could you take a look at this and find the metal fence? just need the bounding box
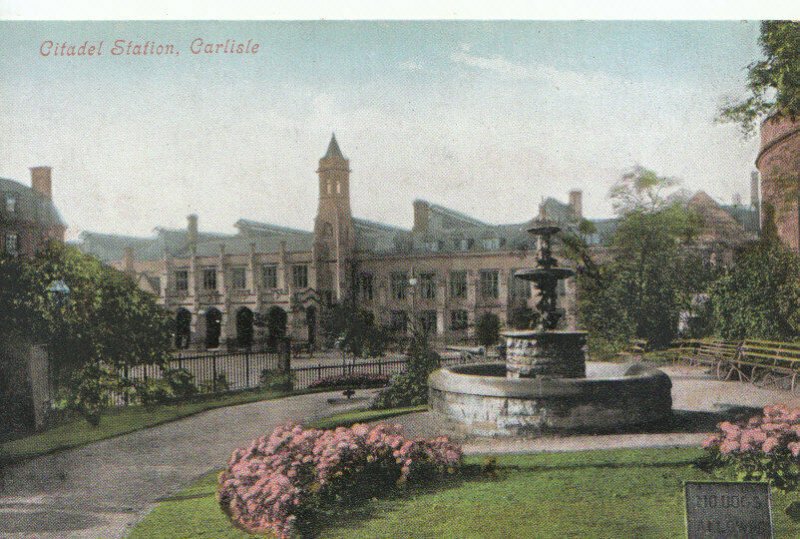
[107,347,488,406]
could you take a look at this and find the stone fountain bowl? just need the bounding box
[428,362,672,437]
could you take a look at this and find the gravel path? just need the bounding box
[0,391,363,539]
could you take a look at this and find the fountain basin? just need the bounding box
[428,362,672,437]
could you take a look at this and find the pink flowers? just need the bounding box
[218,422,462,538]
[702,404,800,491]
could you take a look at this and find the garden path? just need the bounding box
[0,391,362,539]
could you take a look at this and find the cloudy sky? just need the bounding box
[0,21,762,239]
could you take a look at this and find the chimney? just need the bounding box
[30,166,52,200]
[412,200,430,234]
[751,171,760,210]
[187,214,198,248]
[568,190,583,220]
[123,246,135,275]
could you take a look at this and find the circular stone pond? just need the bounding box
[428,362,673,437]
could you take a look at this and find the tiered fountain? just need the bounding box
[428,222,673,436]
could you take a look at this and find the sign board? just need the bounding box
[684,481,773,539]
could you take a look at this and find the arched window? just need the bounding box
[205,307,222,349]
[175,308,192,349]
[236,307,254,348]
[336,180,341,194]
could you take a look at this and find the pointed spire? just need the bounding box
[323,133,345,160]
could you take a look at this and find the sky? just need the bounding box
[0,21,764,239]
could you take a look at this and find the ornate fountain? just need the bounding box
[428,222,673,436]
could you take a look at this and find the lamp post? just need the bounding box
[47,279,70,308]
[408,270,418,336]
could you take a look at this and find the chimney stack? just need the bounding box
[187,214,198,248]
[123,246,135,275]
[751,170,760,210]
[568,190,583,220]
[30,166,52,200]
[412,200,430,234]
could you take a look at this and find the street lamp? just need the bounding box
[408,271,418,335]
[47,279,70,308]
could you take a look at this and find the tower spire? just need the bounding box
[323,132,345,160]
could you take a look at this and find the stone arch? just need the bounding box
[265,306,288,350]
[205,307,222,349]
[175,308,192,349]
[236,307,254,348]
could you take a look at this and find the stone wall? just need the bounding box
[757,115,800,252]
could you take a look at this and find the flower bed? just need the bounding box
[307,373,390,390]
[703,404,800,491]
[217,422,462,538]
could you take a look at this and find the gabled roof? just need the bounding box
[416,200,489,230]
[0,177,67,228]
[323,133,345,160]
[353,217,409,233]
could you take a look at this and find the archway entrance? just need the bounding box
[236,307,254,349]
[205,307,222,349]
[175,308,192,349]
[306,305,317,347]
[265,306,288,350]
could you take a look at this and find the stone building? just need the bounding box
[0,167,66,257]
[757,115,800,251]
[78,135,759,349]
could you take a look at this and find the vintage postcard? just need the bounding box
[3,3,800,538]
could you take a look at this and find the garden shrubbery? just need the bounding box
[702,404,800,491]
[260,369,295,392]
[371,335,440,409]
[308,373,389,390]
[217,422,462,538]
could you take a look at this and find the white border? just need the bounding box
[0,0,799,21]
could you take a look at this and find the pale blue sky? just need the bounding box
[0,21,763,238]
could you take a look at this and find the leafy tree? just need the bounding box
[265,306,288,350]
[475,312,500,347]
[710,229,800,341]
[318,302,386,358]
[609,165,680,215]
[371,332,441,409]
[0,243,173,425]
[719,21,800,137]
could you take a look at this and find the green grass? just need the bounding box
[124,403,800,539]
[0,387,314,465]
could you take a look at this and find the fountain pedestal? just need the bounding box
[505,330,587,379]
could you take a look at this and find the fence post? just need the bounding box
[212,352,218,393]
[178,354,183,371]
[245,350,251,388]
[317,363,322,381]
[123,364,129,406]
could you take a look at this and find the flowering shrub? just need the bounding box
[218,422,462,537]
[308,373,389,390]
[702,404,800,491]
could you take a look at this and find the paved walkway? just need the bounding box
[2,365,800,538]
[0,391,362,539]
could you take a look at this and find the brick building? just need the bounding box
[78,135,759,349]
[0,167,66,257]
[757,115,800,251]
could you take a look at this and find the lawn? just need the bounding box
[0,387,314,465]
[127,406,800,539]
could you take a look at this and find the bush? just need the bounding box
[218,422,462,538]
[163,367,198,400]
[199,372,230,394]
[702,404,800,492]
[308,373,389,390]
[475,313,500,347]
[371,335,440,409]
[260,369,295,392]
[56,362,119,426]
[134,378,174,406]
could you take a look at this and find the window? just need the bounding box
[175,270,189,292]
[510,269,531,299]
[423,241,441,252]
[450,310,468,331]
[419,272,436,299]
[390,310,408,333]
[232,267,247,290]
[5,232,18,256]
[453,238,473,251]
[262,264,278,289]
[419,310,437,334]
[481,238,502,250]
[5,195,16,214]
[558,279,567,297]
[360,272,374,300]
[292,264,308,288]
[449,271,467,299]
[390,272,407,300]
[202,268,217,290]
[480,270,499,299]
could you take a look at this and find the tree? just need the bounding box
[318,302,386,358]
[609,165,680,215]
[371,332,440,409]
[475,312,500,347]
[0,243,172,425]
[265,306,288,350]
[710,230,800,341]
[719,21,800,136]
